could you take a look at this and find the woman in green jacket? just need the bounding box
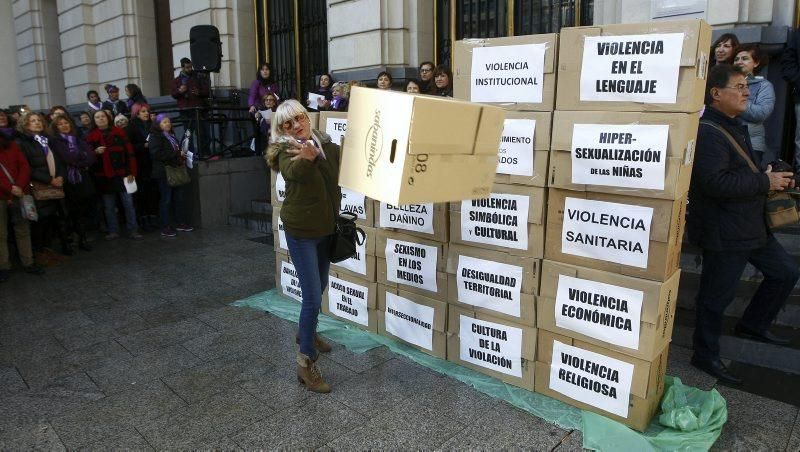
[265,99,341,393]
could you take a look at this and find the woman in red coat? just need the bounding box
[85,110,142,240]
[0,134,43,281]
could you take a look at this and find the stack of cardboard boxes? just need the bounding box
[445,33,559,390]
[535,20,711,431]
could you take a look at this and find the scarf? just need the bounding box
[331,96,343,110]
[61,133,83,184]
[33,134,56,178]
[164,131,180,151]
[0,127,13,138]
[88,101,103,111]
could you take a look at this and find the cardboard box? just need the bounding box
[453,34,558,111]
[549,110,699,200]
[538,260,680,360]
[341,188,375,227]
[271,206,288,255]
[378,285,448,358]
[450,183,546,258]
[331,225,378,282]
[535,329,668,432]
[447,306,537,391]
[307,111,319,130]
[556,20,712,112]
[275,252,302,303]
[376,230,448,301]
[545,188,685,281]
[446,243,540,327]
[494,111,551,188]
[322,270,379,333]
[375,201,449,243]
[339,86,505,205]
[270,170,285,207]
[319,111,348,146]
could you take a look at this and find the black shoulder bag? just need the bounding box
[318,151,365,263]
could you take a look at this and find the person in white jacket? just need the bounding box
[734,43,776,167]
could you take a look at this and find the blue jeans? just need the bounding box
[102,191,138,234]
[157,177,187,228]
[693,236,800,361]
[285,232,332,358]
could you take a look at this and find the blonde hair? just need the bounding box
[332,81,350,99]
[270,99,309,142]
[114,114,128,127]
[16,111,45,135]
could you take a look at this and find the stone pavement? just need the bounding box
[1,225,798,450]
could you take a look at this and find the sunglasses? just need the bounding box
[281,114,307,130]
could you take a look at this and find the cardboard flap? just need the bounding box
[408,96,483,155]
[455,34,558,74]
[474,106,507,155]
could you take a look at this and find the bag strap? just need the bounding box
[699,119,759,174]
[0,161,15,185]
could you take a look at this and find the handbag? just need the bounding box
[701,120,800,230]
[329,211,366,263]
[165,164,191,187]
[0,161,38,221]
[30,180,65,201]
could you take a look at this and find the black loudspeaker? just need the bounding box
[190,25,223,72]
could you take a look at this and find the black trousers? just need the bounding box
[693,236,800,360]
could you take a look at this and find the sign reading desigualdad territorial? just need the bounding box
[456,255,523,317]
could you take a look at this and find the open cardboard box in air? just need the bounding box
[549,110,699,200]
[339,87,505,205]
[454,33,558,111]
[538,260,680,361]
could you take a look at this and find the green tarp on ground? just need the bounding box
[233,289,727,451]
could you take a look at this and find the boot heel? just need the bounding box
[297,375,305,385]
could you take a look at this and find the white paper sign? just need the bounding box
[459,315,523,378]
[561,197,653,268]
[332,228,368,276]
[579,33,685,104]
[460,194,530,250]
[571,124,669,190]
[307,92,326,110]
[555,275,644,350]
[549,340,634,417]
[471,43,546,103]
[326,117,347,146]
[385,238,438,293]
[276,215,287,251]
[328,275,370,326]
[275,172,286,202]
[124,178,138,194]
[379,203,435,235]
[341,187,367,220]
[279,261,302,302]
[497,119,536,177]
[385,292,434,350]
[457,255,523,318]
[258,109,274,124]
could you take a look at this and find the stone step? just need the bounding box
[251,199,272,215]
[672,307,800,375]
[228,212,272,233]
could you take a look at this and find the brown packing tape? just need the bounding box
[445,243,541,295]
[374,201,450,243]
[446,305,537,390]
[453,34,558,111]
[536,329,668,400]
[377,284,449,359]
[555,20,712,112]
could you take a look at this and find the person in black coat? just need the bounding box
[781,27,800,171]
[126,105,158,230]
[48,114,96,252]
[102,84,129,116]
[687,64,800,384]
[15,112,70,258]
[149,114,193,237]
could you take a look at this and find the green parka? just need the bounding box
[265,130,341,238]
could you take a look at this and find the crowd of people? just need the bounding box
[0,58,205,283]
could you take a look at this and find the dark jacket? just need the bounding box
[126,118,153,179]
[418,78,434,94]
[265,130,341,238]
[49,133,96,176]
[0,140,31,201]
[85,127,137,194]
[781,28,800,101]
[102,99,129,116]
[171,72,211,109]
[15,133,66,185]
[247,79,280,108]
[148,131,183,180]
[687,107,771,251]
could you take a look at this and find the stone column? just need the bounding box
[0,1,23,106]
[327,0,434,84]
[13,0,66,110]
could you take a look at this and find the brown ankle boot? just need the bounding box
[295,333,333,353]
[296,353,331,393]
